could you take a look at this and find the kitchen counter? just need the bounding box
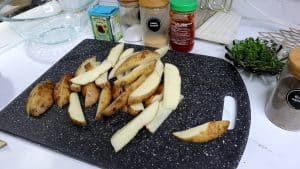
[0,13,300,169]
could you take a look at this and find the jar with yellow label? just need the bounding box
[139,0,169,48]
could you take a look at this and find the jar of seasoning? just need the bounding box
[139,0,169,48]
[265,48,300,131]
[119,0,141,42]
[170,0,197,52]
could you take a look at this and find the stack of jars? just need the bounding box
[118,0,198,52]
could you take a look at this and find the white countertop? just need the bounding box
[1,9,300,169]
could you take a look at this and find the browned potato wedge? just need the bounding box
[173,121,230,143]
[70,83,81,92]
[95,84,112,120]
[102,75,147,116]
[114,61,156,86]
[68,93,87,126]
[112,85,124,99]
[115,50,160,76]
[54,73,73,108]
[26,80,54,116]
[82,83,100,107]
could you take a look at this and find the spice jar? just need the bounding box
[265,48,300,131]
[139,0,169,48]
[170,0,197,52]
[119,0,141,42]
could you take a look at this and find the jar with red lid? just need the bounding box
[170,0,197,52]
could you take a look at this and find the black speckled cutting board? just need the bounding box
[0,39,250,169]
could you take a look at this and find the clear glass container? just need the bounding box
[119,0,141,42]
[140,4,169,48]
[0,0,96,44]
[265,48,300,131]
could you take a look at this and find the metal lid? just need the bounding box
[288,48,300,80]
[139,0,168,8]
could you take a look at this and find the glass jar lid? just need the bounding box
[170,0,197,12]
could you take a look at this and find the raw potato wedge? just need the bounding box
[95,72,109,88]
[68,93,87,126]
[144,94,163,107]
[75,57,97,76]
[114,61,156,86]
[82,83,100,107]
[26,80,54,117]
[115,50,160,76]
[106,43,124,67]
[71,61,112,85]
[123,103,144,116]
[95,84,112,120]
[173,121,230,143]
[111,101,159,152]
[163,63,181,110]
[155,46,169,58]
[146,101,172,133]
[119,48,134,60]
[128,60,164,104]
[109,49,135,79]
[102,75,147,116]
[54,73,73,108]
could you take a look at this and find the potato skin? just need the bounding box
[54,73,73,108]
[82,83,100,107]
[95,84,112,120]
[26,80,54,116]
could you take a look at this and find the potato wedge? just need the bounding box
[68,93,87,126]
[95,84,112,120]
[111,101,159,152]
[101,91,130,117]
[26,80,54,117]
[144,94,163,107]
[71,61,112,85]
[114,61,156,86]
[115,50,160,76]
[112,85,124,99]
[102,75,147,116]
[109,49,135,79]
[173,121,230,143]
[75,57,97,76]
[70,84,81,92]
[128,60,164,104]
[155,46,169,58]
[82,83,100,107]
[123,103,144,116]
[54,73,73,108]
[106,43,124,66]
[163,63,181,110]
[95,72,109,88]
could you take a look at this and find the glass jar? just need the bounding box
[119,0,141,42]
[265,48,300,131]
[170,0,197,52]
[139,0,169,48]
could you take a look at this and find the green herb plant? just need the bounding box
[225,38,285,75]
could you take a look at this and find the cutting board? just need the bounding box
[0,39,250,169]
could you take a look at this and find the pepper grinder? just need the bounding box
[265,48,300,131]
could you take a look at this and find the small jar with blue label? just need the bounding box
[139,0,169,48]
[265,48,300,131]
[88,5,123,42]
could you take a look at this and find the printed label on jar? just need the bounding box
[147,18,161,32]
[286,89,300,110]
[170,21,194,46]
